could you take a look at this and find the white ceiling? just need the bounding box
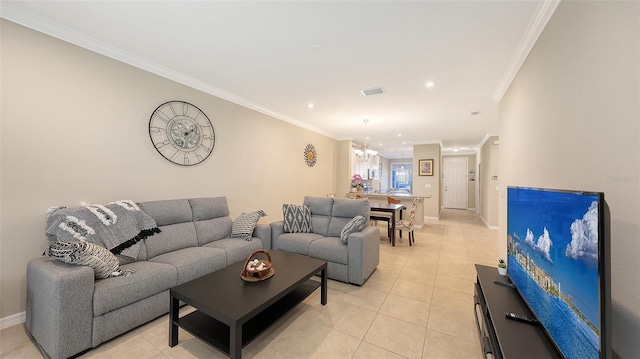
[1,1,558,158]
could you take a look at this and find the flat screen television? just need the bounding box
[507,186,611,359]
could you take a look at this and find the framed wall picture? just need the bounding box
[419,159,434,176]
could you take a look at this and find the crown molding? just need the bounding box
[492,0,561,102]
[0,4,338,140]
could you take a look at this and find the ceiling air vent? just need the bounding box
[361,87,385,96]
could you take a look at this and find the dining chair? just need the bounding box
[369,196,400,238]
[387,196,401,204]
[395,197,418,246]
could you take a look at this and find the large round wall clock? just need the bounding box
[148,101,215,166]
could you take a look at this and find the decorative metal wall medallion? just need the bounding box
[304,143,317,167]
[148,101,215,166]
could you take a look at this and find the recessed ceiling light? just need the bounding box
[311,43,324,53]
[397,134,402,137]
[307,103,314,109]
[453,148,460,152]
[425,81,435,88]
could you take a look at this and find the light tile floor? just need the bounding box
[0,209,497,359]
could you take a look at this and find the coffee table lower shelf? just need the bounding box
[173,279,321,356]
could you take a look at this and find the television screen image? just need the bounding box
[507,187,607,359]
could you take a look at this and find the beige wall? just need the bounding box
[478,136,499,227]
[378,156,391,192]
[0,20,339,319]
[413,144,441,218]
[499,1,639,357]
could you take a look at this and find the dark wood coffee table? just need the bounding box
[169,250,327,358]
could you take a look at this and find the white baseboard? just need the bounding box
[1,311,25,330]
[480,215,499,230]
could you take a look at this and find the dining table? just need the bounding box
[369,202,404,246]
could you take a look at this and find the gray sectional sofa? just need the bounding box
[26,197,270,359]
[270,197,380,285]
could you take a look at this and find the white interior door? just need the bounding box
[443,157,468,209]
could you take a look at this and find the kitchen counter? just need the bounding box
[347,192,431,228]
[359,192,431,200]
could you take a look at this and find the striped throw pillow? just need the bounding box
[231,210,267,240]
[340,215,367,244]
[47,241,125,279]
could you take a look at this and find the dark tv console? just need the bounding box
[474,264,561,358]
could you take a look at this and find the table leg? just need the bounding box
[230,322,242,359]
[169,295,179,347]
[321,266,327,305]
[391,210,396,246]
[399,207,403,239]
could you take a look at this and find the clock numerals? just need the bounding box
[154,140,171,149]
[149,127,166,134]
[153,110,172,124]
[149,101,216,166]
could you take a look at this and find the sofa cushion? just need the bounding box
[140,199,193,226]
[340,215,368,244]
[275,232,324,256]
[328,198,370,237]
[303,197,333,236]
[93,260,177,316]
[282,204,312,233]
[204,237,264,266]
[303,196,334,216]
[144,222,198,259]
[231,210,267,240]
[194,217,233,246]
[309,236,349,265]
[149,246,227,285]
[116,241,148,264]
[189,197,230,221]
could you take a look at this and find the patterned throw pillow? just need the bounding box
[230,210,267,240]
[340,215,368,244]
[283,204,312,233]
[47,241,130,279]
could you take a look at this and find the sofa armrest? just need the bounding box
[269,221,285,250]
[26,257,94,359]
[253,223,272,250]
[346,226,380,285]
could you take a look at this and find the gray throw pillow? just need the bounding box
[341,215,368,244]
[283,204,312,233]
[47,241,127,279]
[231,210,267,240]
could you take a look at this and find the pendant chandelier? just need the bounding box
[353,119,378,162]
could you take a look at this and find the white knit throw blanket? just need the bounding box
[46,200,160,259]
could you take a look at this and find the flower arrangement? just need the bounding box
[351,174,363,188]
[497,258,507,268]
